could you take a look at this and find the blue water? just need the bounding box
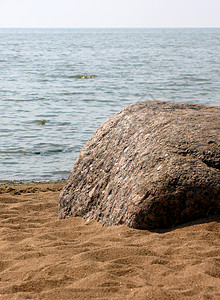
[0,28,220,181]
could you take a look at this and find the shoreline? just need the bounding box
[0,179,67,185]
[0,178,67,185]
[0,180,65,195]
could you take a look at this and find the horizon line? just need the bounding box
[0,26,219,29]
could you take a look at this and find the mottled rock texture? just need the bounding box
[59,101,220,229]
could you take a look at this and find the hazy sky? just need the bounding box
[0,0,219,28]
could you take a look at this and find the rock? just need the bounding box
[58,100,220,229]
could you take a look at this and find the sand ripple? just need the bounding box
[0,183,219,299]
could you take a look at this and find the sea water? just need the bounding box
[0,28,220,181]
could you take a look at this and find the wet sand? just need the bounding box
[0,182,219,299]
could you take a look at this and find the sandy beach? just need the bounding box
[0,182,219,299]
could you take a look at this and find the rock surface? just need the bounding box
[59,100,220,229]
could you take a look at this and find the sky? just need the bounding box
[0,0,219,28]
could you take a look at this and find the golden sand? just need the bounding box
[0,182,219,299]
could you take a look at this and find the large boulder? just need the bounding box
[58,101,220,229]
